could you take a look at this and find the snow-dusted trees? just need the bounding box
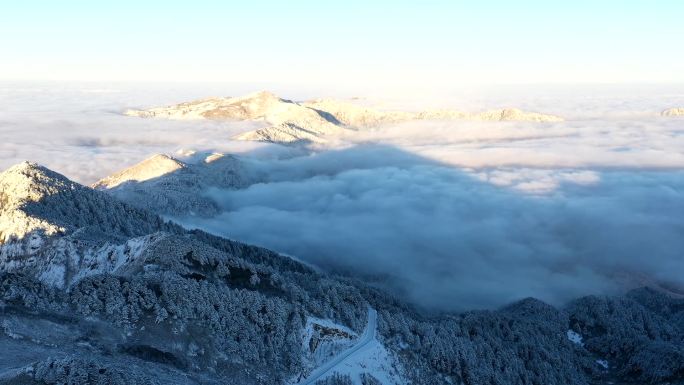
[314,373,353,385]
[0,229,377,383]
[29,356,159,385]
[374,291,684,385]
[2,164,683,385]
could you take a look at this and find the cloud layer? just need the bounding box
[2,82,684,310]
[182,146,684,310]
[0,82,303,184]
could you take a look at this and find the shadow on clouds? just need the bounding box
[172,144,684,311]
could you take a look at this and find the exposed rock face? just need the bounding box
[125,92,564,145]
[662,107,684,117]
[0,161,382,384]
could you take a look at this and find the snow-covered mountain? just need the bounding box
[124,92,564,145]
[92,153,247,217]
[126,91,348,144]
[93,153,187,189]
[303,99,564,128]
[1,161,400,384]
[0,161,174,288]
[2,162,684,385]
[662,107,684,116]
[0,161,167,245]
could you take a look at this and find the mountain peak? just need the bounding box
[93,153,186,190]
[240,90,281,101]
[3,161,60,180]
[0,161,77,205]
[0,162,169,245]
[6,160,40,173]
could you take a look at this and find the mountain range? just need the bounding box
[124,91,565,144]
[2,160,684,384]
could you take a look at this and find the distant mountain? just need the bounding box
[303,99,564,128]
[2,162,683,385]
[125,92,564,145]
[92,153,247,217]
[662,107,684,116]
[301,99,416,128]
[126,91,348,144]
[93,153,187,190]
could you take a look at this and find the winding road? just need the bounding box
[297,307,378,385]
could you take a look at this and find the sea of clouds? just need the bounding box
[1,81,683,310]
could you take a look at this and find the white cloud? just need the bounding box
[182,149,684,310]
[2,82,684,310]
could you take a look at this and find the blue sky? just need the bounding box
[1,0,683,84]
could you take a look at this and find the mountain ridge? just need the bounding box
[124,91,565,145]
[92,154,187,190]
[0,161,169,244]
[91,152,247,217]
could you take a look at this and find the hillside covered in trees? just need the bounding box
[1,162,683,385]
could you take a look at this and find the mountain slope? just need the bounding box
[92,153,247,217]
[2,162,683,385]
[301,99,417,128]
[93,153,187,190]
[1,162,376,383]
[0,161,167,244]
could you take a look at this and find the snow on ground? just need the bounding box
[567,330,584,346]
[1,232,161,288]
[320,338,406,385]
[294,308,405,385]
[300,316,357,368]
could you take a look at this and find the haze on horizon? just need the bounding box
[1,0,683,87]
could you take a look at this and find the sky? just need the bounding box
[1,0,683,85]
